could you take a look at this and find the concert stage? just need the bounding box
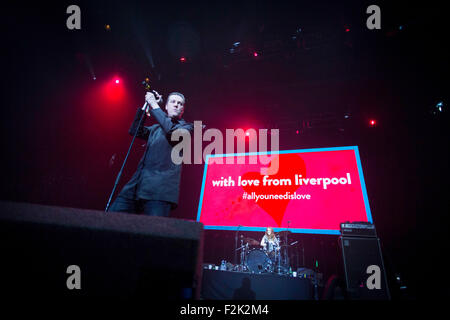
[200,269,313,300]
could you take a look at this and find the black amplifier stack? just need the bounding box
[339,221,390,300]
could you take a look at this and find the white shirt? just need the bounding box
[260,234,280,252]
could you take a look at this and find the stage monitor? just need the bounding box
[196,146,372,235]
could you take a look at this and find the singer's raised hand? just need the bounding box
[145,92,158,106]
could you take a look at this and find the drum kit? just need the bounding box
[233,231,301,275]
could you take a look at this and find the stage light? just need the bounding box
[345,28,350,32]
[253,52,258,57]
[230,42,241,54]
[369,119,376,126]
[245,131,250,136]
[105,24,111,31]
[180,56,186,62]
[93,76,96,80]
[292,27,302,40]
[296,130,299,134]
[115,79,120,84]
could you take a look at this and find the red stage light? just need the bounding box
[345,28,350,32]
[180,57,186,62]
[115,79,120,84]
[253,52,258,57]
[369,119,376,126]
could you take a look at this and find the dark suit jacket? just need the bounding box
[117,107,194,209]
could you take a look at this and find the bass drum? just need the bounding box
[246,249,272,273]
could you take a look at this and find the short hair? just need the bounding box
[167,92,185,104]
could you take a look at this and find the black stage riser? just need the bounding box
[0,201,204,300]
[201,269,313,300]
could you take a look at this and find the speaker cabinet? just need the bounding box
[0,201,204,301]
[340,236,390,300]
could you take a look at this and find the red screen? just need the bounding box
[197,147,372,234]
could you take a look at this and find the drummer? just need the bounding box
[260,227,280,261]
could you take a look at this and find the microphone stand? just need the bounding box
[105,102,148,212]
[302,242,305,267]
[234,225,241,267]
[285,221,290,269]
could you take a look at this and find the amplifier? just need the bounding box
[340,221,377,237]
[340,236,390,300]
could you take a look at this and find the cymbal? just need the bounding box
[242,237,259,246]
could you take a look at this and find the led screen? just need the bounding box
[197,146,372,234]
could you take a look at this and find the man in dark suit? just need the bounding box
[109,91,193,217]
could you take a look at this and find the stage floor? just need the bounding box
[200,269,313,300]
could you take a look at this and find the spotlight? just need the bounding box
[105,24,111,31]
[253,52,258,57]
[115,79,120,84]
[93,76,96,80]
[369,119,376,126]
[230,42,241,54]
[180,57,186,62]
[431,101,444,115]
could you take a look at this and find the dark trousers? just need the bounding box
[109,195,171,217]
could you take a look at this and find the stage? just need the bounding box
[200,269,313,300]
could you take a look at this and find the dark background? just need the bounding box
[1,0,448,299]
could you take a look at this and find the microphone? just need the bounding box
[141,77,163,116]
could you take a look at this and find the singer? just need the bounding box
[109,91,193,216]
